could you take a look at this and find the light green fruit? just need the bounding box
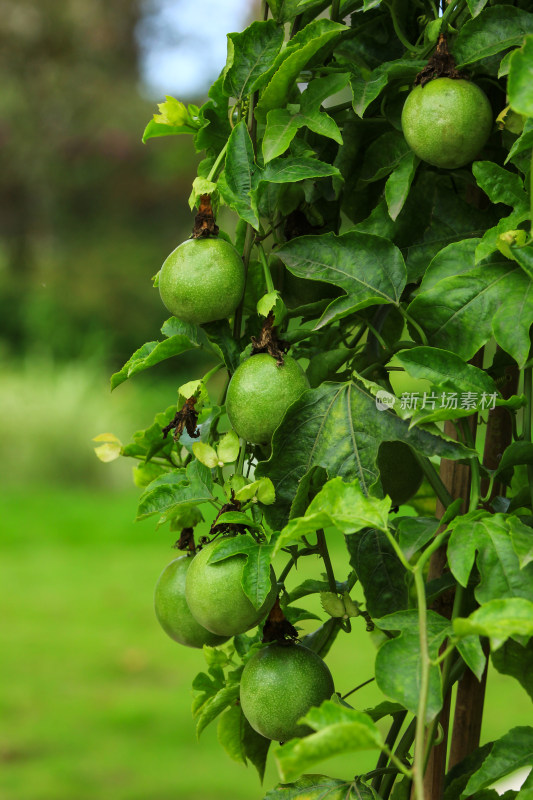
[158,237,244,324]
[240,643,335,741]
[377,441,423,507]
[185,543,277,637]
[226,354,310,444]
[154,556,229,648]
[401,78,492,169]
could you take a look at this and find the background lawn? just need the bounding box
[1,486,531,800]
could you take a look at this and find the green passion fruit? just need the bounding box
[240,643,335,741]
[377,441,423,507]
[158,237,245,324]
[185,543,277,637]
[401,78,492,169]
[226,353,310,445]
[154,556,229,648]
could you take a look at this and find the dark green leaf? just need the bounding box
[472,161,528,212]
[347,528,408,618]
[196,683,240,737]
[217,705,247,765]
[260,156,341,184]
[301,618,342,658]
[385,153,419,221]
[276,232,407,329]
[453,7,533,68]
[223,21,285,102]
[263,108,342,163]
[374,611,450,721]
[462,726,533,796]
[444,743,494,800]
[509,34,533,116]
[219,120,259,229]
[256,381,474,529]
[506,119,533,165]
[467,0,489,18]
[361,131,411,183]
[492,638,533,701]
[263,774,371,800]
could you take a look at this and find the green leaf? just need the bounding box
[361,131,412,184]
[456,636,487,681]
[273,701,383,783]
[385,152,419,221]
[153,96,199,128]
[492,638,533,701]
[350,60,424,118]
[142,119,196,143]
[234,477,276,505]
[447,512,533,603]
[111,318,223,390]
[396,347,501,399]
[260,156,341,184]
[188,177,218,211]
[208,534,275,609]
[346,528,408,618]
[495,442,533,482]
[275,477,390,554]
[397,517,439,562]
[509,34,533,116]
[454,598,533,648]
[472,161,529,212]
[276,232,407,329]
[264,774,373,800]
[196,683,240,737]
[256,380,474,529]
[255,19,346,121]
[223,21,285,102]
[300,618,341,658]
[217,430,240,464]
[219,120,260,229]
[217,704,247,765]
[262,107,342,163]
[508,516,533,569]
[408,251,533,369]
[462,727,533,797]
[214,511,262,529]
[374,611,450,722]
[467,0,489,18]
[192,442,219,469]
[506,119,533,164]
[137,460,214,521]
[453,7,533,68]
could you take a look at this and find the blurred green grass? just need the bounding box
[2,485,532,800]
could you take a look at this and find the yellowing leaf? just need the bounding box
[193,442,219,469]
[217,430,240,464]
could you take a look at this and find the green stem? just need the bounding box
[524,366,533,511]
[341,676,375,700]
[417,528,451,573]
[383,527,412,571]
[316,528,337,592]
[383,745,414,778]
[412,451,454,509]
[261,0,269,20]
[372,711,408,793]
[530,149,533,237]
[384,0,419,53]
[206,141,228,183]
[202,362,224,384]
[235,438,247,477]
[331,0,341,20]
[380,718,416,800]
[256,241,276,294]
[460,419,481,513]
[233,224,254,339]
[399,306,429,346]
[413,565,430,800]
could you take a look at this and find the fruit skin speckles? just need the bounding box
[401,78,492,169]
[240,642,335,741]
[154,556,229,648]
[226,353,310,445]
[185,543,277,637]
[158,237,245,324]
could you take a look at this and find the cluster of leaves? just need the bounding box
[98,2,533,799]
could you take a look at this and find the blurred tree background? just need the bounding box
[0,0,205,365]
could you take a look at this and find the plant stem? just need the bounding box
[261,0,269,20]
[316,528,337,592]
[206,141,228,183]
[380,718,416,800]
[413,565,430,800]
[398,306,429,346]
[331,0,341,20]
[412,451,454,508]
[372,711,408,793]
[202,362,224,384]
[256,241,276,294]
[235,438,247,477]
[233,224,254,339]
[341,676,375,699]
[460,418,481,513]
[384,0,419,52]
